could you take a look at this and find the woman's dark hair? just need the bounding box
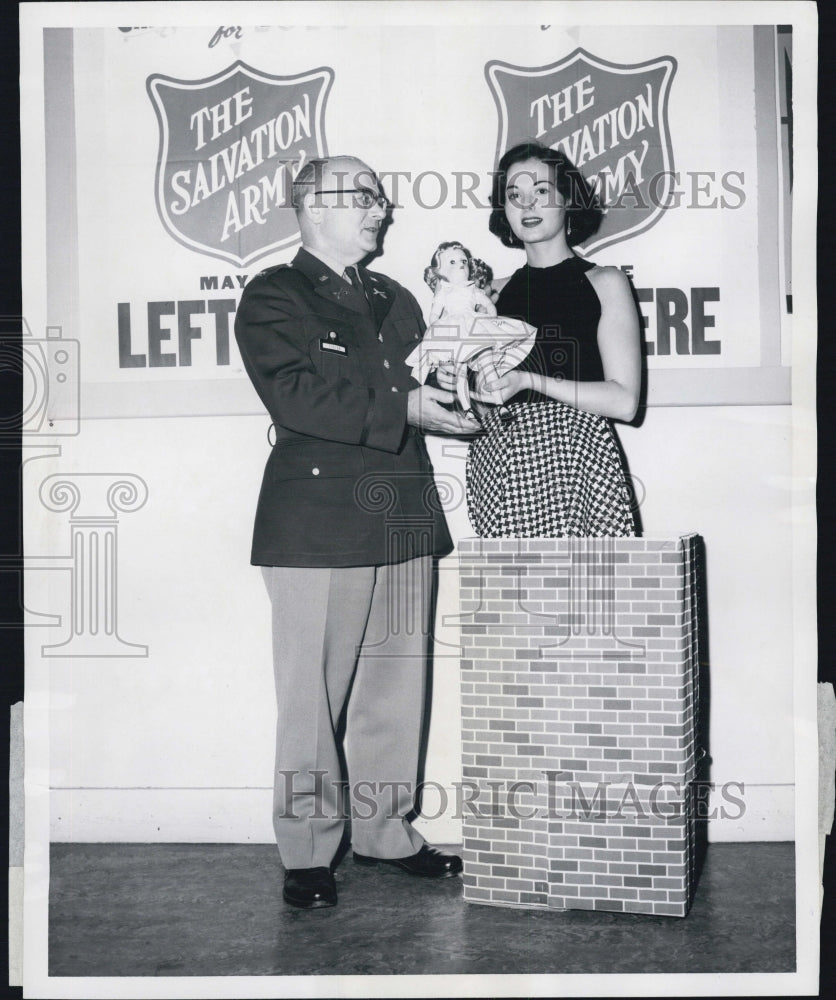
[488,142,603,249]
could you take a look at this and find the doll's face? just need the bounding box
[436,247,470,285]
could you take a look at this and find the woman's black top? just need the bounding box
[497,254,604,395]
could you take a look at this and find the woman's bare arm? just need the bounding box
[481,266,641,422]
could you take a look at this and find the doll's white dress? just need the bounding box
[405,282,536,386]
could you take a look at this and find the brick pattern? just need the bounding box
[458,535,701,917]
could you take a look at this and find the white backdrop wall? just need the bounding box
[22,15,801,843]
[30,402,795,844]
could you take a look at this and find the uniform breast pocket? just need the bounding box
[306,321,363,382]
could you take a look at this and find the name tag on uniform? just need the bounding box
[320,339,348,355]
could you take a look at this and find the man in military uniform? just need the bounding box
[235,155,478,908]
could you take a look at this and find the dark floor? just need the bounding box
[49,842,795,977]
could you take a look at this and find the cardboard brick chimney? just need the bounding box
[457,535,701,917]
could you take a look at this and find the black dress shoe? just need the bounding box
[283,867,337,908]
[353,844,463,878]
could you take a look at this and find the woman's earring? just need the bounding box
[566,216,573,237]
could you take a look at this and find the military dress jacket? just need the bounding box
[234,248,453,568]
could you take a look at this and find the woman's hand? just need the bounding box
[474,369,530,404]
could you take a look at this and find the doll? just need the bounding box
[404,241,536,421]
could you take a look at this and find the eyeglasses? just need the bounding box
[312,187,391,210]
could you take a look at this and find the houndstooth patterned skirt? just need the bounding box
[466,399,636,537]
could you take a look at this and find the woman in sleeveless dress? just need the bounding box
[465,142,641,537]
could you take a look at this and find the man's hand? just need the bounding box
[407,384,483,435]
[432,362,458,391]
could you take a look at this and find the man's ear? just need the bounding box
[299,191,322,227]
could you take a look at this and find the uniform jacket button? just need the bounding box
[391,386,399,392]
[311,467,320,476]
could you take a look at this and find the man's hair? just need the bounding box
[291,157,379,211]
[291,159,328,210]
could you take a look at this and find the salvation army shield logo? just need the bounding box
[147,62,333,267]
[486,50,676,253]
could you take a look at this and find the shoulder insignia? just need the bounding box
[256,263,291,279]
